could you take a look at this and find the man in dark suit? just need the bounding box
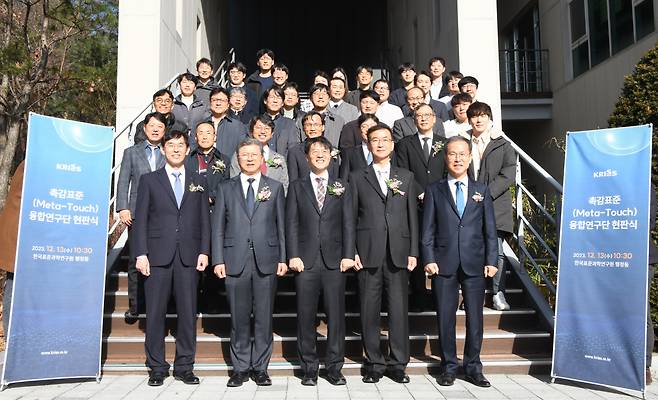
[286,136,355,386]
[338,90,380,151]
[205,87,249,157]
[393,87,445,142]
[421,135,498,388]
[338,113,379,180]
[212,137,288,387]
[117,112,168,318]
[185,121,231,204]
[287,111,339,182]
[133,130,211,386]
[396,103,447,311]
[263,86,302,156]
[349,123,418,384]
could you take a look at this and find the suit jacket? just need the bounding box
[0,161,23,272]
[270,113,302,156]
[331,101,360,123]
[421,178,498,277]
[297,110,345,148]
[466,129,515,234]
[212,175,286,275]
[349,166,418,269]
[286,141,339,182]
[392,116,445,143]
[133,114,188,145]
[339,143,369,180]
[338,120,361,151]
[185,147,231,201]
[133,168,211,267]
[395,134,447,195]
[389,87,407,108]
[202,114,248,157]
[230,149,289,193]
[117,142,166,215]
[286,176,355,268]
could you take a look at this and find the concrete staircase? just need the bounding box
[101,254,552,375]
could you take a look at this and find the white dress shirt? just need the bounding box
[430,79,443,100]
[443,119,470,138]
[417,131,434,157]
[375,101,404,128]
[310,170,329,198]
[372,162,391,195]
[240,172,262,199]
[165,164,186,191]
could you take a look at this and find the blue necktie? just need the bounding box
[147,145,159,171]
[246,178,255,216]
[173,172,183,207]
[455,181,465,217]
[366,150,373,165]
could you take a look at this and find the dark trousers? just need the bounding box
[295,254,346,375]
[432,267,485,376]
[127,226,145,313]
[491,233,507,293]
[358,255,409,374]
[225,250,277,373]
[144,248,198,374]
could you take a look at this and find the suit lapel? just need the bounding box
[462,179,478,216]
[179,171,192,208]
[302,177,321,214]
[233,177,250,217]
[409,135,429,167]
[251,176,268,217]
[440,180,460,217]
[155,168,178,208]
[364,167,386,200]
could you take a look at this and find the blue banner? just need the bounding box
[552,125,652,393]
[2,113,113,385]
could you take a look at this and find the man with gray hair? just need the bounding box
[212,137,287,387]
[228,86,255,124]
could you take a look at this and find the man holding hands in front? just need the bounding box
[421,135,498,388]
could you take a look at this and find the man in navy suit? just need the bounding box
[286,136,355,386]
[349,123,418,384]
[212,137,288,387]
[421,135,498,388]
[133,130,211,386]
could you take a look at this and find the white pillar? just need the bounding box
[456,1,502,129]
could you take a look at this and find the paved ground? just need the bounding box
[0,373,656,399]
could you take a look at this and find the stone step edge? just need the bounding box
[105,288,524,297]
[104,331,551,343]
[101,358,553,371]
[103,308,536,319]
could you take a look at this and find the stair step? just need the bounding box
[101,354,552,375]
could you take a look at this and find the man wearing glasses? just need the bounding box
[393,87,445,142]
[134,89,188,144]
[205,87,248,156]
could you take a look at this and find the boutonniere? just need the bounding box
[211,159,226,174]
[257,186,272,202]
[327,181,345,196]
[330,148,340,160]
[188,183,204,192]
[431,141,444,157]
[265,156,284,169]
[385,176,406,196]
[472,192,484,202]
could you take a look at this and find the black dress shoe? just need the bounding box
[124,309,139,320]
[362,372,382,383]
[436,372,456,386]
[301,373,317,386]
[148,372,167,386]
[173,370,200,384]
[387,370,410,383]
[325,371,346,386]
[252,371,272,386]
[464,373,491,387]
[227,371,249,387]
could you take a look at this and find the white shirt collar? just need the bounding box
[310,170,329,182]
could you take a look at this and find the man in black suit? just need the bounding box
[421,135,498,388]
[349,123,418,384]
[185,121,231,204]
[287,111,339,182]
[286,136,355,386]
[393,87,445,142]
[338,90,380,151]
[133,130,211,386]
[338,113,379,180]
[396,103,447,311]
[212,138,288,387]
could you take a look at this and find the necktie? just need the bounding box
[422,137,430,161]
[260,162,267,175]
[246,178,255,216]
[333,104,339,108]
[455,181,465,217]
[316,177,326,210]
[366,150,373,165]
[148,145,158,171]
[172,172,183,207]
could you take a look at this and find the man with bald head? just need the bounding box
[393,87,445,142]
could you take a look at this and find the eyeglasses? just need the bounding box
[238,152,261,159]
[369,138,392,145]
[461,83,477,89]
[447,152,470,160]
[415,113,435,120]
[303,123,322,128]
[164,142,186,150]
[154,98,172,105]
[309,149,330,156]
[407,96,424,101]
[211,98,228,104]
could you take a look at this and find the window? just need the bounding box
[568,0,655,78]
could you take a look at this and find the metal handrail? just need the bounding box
[107,48,236,237]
